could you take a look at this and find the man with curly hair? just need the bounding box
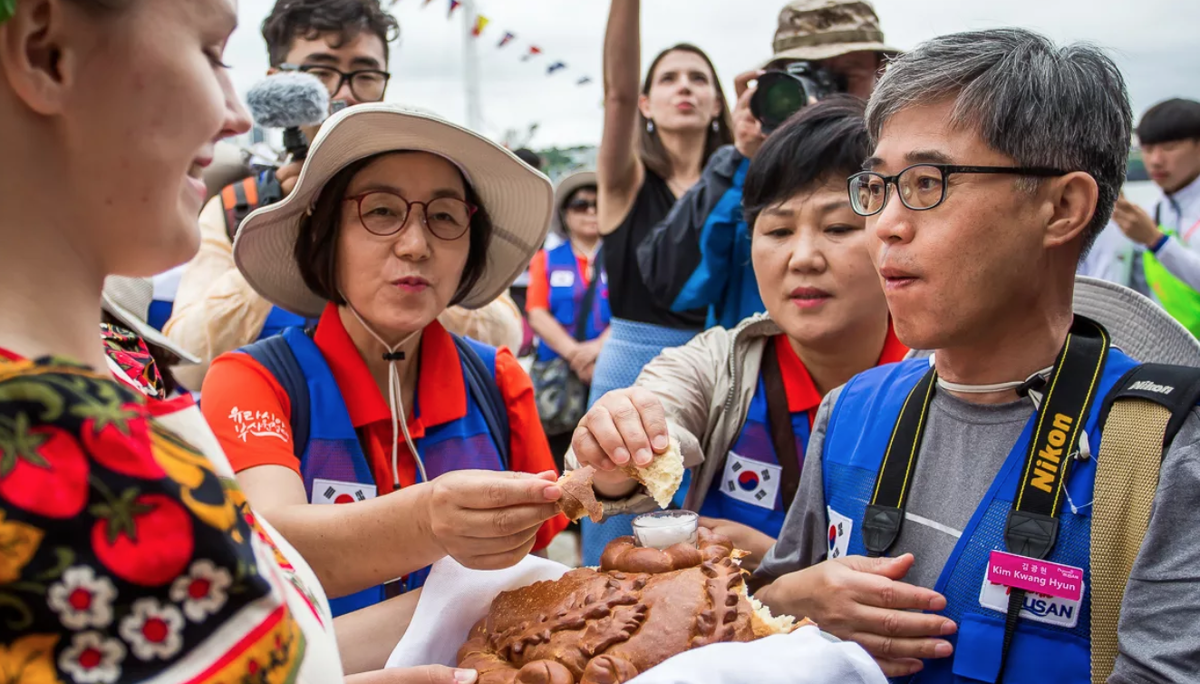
[163,0,401,390]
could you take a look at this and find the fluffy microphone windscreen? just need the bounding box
[246,72,331,130]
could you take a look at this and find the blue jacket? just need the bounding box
[637,145,765,329]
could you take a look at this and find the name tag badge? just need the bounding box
[827,507,853,560]
[549,270,575,288]
[312,478,377,505]
[720,452,782,510]
[978,551,1084,628]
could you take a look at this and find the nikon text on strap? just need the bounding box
[860,316,1110,680]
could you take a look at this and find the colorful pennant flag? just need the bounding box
[471,15,490,37]
[399,4,602,88]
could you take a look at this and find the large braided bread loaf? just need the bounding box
[456,529,797,684]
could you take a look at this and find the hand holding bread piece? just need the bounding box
[572,388,684,505]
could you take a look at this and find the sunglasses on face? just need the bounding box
[566,198,598,213]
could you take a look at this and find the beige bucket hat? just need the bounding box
[550,171,598,236]
[766,0,900,67]
[101,276,200,364]
[233,104,554,317]
[1073,276,1200,367]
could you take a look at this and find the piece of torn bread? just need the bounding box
[619,436,685,508]
[555,466,604,523]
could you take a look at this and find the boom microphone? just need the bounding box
[246,72,331,161]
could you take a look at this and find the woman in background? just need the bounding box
[526,172,611,468]
[585,0,734,564]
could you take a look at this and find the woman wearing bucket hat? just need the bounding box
[526,171,611,466]
[199,103,569,620]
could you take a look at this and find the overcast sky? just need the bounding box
[226,0,1199,148]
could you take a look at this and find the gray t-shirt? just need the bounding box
[758,386,1200,684]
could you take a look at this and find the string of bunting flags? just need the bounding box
[399,0,596,86]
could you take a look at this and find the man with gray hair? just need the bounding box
[753,28,1200,683]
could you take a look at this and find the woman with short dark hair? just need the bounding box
[200,105,568,624]
[571,97,907,571]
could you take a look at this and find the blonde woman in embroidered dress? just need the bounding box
[0,0,477,681]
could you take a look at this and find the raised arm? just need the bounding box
[597,0,647,235]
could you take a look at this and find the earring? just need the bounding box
[646,120,655,133]
[711,120,719,133]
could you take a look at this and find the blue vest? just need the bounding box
[822,351,1139,684]
[536,243,611,363]
[699,374,809,538]
[268,327,507,616]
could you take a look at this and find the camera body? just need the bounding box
[750,61,846,134]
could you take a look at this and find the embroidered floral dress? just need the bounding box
[0,351,343,683]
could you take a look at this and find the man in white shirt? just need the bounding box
[1082,98,1200,337]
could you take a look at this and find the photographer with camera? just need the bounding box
[637,0,896,329]
[162,0,400,390]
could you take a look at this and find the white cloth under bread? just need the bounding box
[386,556,885,683]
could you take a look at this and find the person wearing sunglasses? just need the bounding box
[199,105,569,633]
[525,172,612,468]
[162,0,400,391]
[752,29,1200,684]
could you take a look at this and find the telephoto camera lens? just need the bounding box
[749,62,846,135]
[750,72,809,135]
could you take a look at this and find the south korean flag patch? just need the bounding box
[827,507,853,560]
[312,478,377,505]
[720,452,782,510]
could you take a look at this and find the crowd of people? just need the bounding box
[0,0,1197,682]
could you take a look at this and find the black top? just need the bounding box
[604,167,706,329]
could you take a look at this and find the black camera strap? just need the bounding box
[860,317,1110,679]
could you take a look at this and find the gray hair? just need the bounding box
[866,28,1133,250]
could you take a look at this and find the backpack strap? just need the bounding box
[452,335,511,469]
[220,176,261,243]
[1091,363,1200,683]
[760,336,802,512]
[242,334,310,459]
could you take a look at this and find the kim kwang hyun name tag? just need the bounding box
[978,550,1085,628]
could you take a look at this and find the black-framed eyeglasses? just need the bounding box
[847,164,1071,217]
[565,198,597,213]
[281,63,391,103]
[344,191,478,241]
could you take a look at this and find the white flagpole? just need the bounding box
[461,0,483,132]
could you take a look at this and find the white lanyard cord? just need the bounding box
[343,302,428,486]
[933,361,1091,461]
